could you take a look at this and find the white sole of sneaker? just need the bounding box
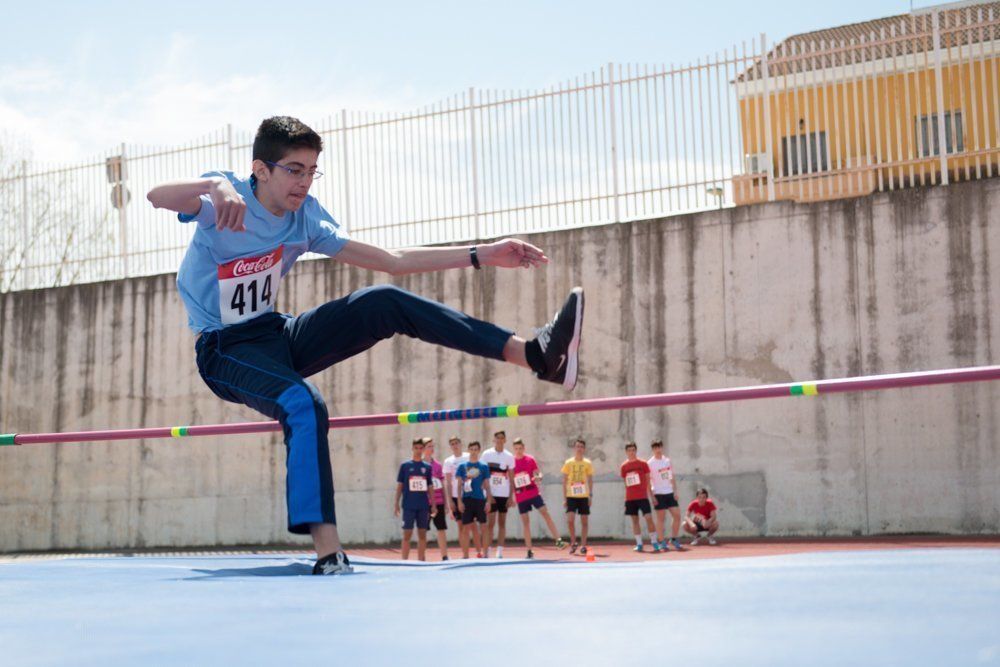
[562,287,584,390]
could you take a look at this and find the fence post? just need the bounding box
[931,10,949,185]
[607,62,621,222]
[119,143,129,278]
[340,109,351,234]
[760,33,776,201]
[226,123,234,172]
[468,87,481,239]
[20,160,29,291]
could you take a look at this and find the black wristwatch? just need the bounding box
[470,246,481,270]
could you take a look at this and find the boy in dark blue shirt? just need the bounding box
[456,441,492,559]
[394,438,436,561]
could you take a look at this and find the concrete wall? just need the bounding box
[1,180,997,551]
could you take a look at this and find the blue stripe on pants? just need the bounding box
[195,316,336,535]
[276,384,326,529]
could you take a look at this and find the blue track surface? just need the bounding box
[1,549,997,666]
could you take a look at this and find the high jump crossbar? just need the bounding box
[2,365,998,446]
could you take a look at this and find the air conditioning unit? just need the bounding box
[744,153,769,174]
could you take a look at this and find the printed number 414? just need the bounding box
[231,275,272,317]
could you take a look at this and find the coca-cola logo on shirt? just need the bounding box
[218,246,284,280]
[232,252,278,277]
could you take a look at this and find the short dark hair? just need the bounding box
[468,441,481,450]
[651,440,663,449]
[624,441,637,451]
[493,430,506,438]
[574,438,586,447]
[252,116,323,165]
[697,487,709,496]
[411,438,422,445]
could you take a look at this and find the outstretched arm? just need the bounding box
[333,238,548,276]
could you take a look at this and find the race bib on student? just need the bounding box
[570,482,587,497]
[491,473,506,486]
[659,468,673,482]
[463,479,473,493]
[625,472,641,487]
[408,476,428,492]
[514,472,532,489]
[217,247,283,325]
[431,477,443,490]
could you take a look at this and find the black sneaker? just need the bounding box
[526,549,535,559]
[533,287,584,390]
[312,551,354,575]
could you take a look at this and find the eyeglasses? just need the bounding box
[265,161,324,180]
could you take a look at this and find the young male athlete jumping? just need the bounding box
[146,117,585,575]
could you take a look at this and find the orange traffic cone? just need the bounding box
[586,551,596,563]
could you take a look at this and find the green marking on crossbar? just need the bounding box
[0,433,18,446]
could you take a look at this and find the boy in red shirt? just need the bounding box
[684,488,719,545]
[620,442,662,552]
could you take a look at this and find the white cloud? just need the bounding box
[0,64,63,94]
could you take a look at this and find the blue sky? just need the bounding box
[1,0,937,162]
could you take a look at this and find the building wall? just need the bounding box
[0,179,997,551]
[736,54,1000,204]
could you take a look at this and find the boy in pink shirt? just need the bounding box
[421,437,449,560]
[512,438,566,559]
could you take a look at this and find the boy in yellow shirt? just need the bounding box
[561,438,594,555]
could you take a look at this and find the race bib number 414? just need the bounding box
[218,247,283,325]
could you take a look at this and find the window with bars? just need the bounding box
[916,111,964,157]
[781,132,829,176]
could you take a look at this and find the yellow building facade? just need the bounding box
[733,3,1000,205]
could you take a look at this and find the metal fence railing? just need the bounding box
[1,2,997,292]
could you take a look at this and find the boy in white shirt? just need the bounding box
[647,440,682,551]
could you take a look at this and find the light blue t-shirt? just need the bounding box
[175,171,349,333]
